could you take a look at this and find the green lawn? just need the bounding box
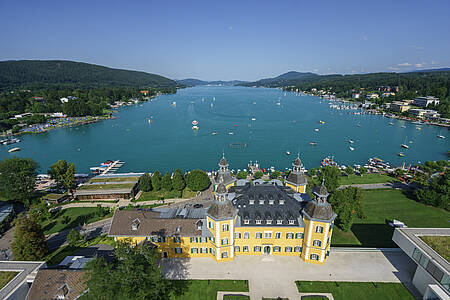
[45,234,115,266]
[169,280,249,300]
[420,236,450,261]
[339,174,397,185]
[136,188,197,201]
[296,281,414,300]
[332,189,450,247]
[41,207,113,235]
[0,271,18,289]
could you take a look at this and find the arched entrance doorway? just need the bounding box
[263,245,271,255]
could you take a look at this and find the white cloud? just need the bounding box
[398,62,411,67]
[388,66,400,71]
[414,62,427,68]
[431,61,438,65]
[313,69,318,72]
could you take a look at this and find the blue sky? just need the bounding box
[1,0,449,81]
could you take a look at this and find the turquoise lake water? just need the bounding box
[0,86,448,173]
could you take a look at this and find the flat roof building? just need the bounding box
[414,96,440,108]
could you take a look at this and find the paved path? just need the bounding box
[161,250,416,299]
[338,181,412,190]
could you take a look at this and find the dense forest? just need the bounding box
[243,70,450,118]
[0,60,176,89]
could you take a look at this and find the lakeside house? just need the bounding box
[413,96,440,108]
[390,101,411,113]
[409,109,441,119]
[74,173,141,201]
[109,155,337,265]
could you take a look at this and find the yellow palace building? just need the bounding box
[108,155,337,265]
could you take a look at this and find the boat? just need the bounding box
[251,118,256,121]
[348,140,354,144]
[416,127,422,130]
[228,132,234,135]
[318,121,325,124]
[211,132,218,135]
[389,122,394,126]
[357,123,362,128]
[8,147,20,153]
[401,136,409,149]
[437,135,445,139]
[286,151,291,155]
[276,102,281,106]
[192,120,198,126]
[171,101,176,107]
[192,126,199,130]
[310,142,317,146]
[314,128,319,132]
[397,152,405,157]
[349,146,355,151]
[401,125,406,128]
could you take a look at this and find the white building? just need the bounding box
[414,96,440,108]
[352,93,360,99]
[392,228,449,300]
[366,93,379,100]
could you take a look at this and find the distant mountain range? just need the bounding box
[411,68,450,73]
[240,71,319,87]
[0,60,176,89]
[176,78,248,87]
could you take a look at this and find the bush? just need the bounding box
[270,171,281,179]
[236,171,248,180]
[139,173,152,192]
[61,215,71,224]
[66,229,82,247]
[253,171,263,179]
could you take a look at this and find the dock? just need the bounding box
[101,160,125,175]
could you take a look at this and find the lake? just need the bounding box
[1,86,448,173]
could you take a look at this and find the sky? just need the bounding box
[1,0,450,81]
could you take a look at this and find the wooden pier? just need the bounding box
[101,160,125,175]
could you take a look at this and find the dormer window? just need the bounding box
[279,199,285,205]
[269,200,274,205]
[289,220,295,225]
[259,199,264,205]
[266,220,272,225]
[56,284,69,299]
[196,220,203,230]
[244,220,250,224]
[256,220,262,224]
[249,200,255,205]
[277,220,283,225]
[131,218,140,230]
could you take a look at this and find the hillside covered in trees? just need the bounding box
[0,60,176,90]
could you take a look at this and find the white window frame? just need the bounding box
[277,220,283,225]
[295,232,303,239]
[222,224,229,231]
[259,200,264,205]
[254,246,261,252]
[243,246,249,252]
[244,232,250,239]
[191,247,198,254]
[256,220,262,225]
[285,246,292,252]
[255,232,262,239]
[289,220,295,225]
[244,219,250,224]
[286,233,294,239]
[279,199,285,205]
[316,226,324,233]
[269,200,274,205]
[264,231,272,239]
[175,247,182,254]
[313,240,322,247]
[249,200,255,205]
[235,232,241,239]
[275,232,281,239]
[294,246,301,252]
[234,246,240,252]
[266,220,272,225]
[222,251,228,258]
[273,246,281,252]
[221,238,228,245]
[310,254,319,261]
[200,247,207,254]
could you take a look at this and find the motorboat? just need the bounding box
[192,125,199,130]
[318,121,325,124]
[192,120,199,126]
[437,135,445,139]
[310,142,317,146]
[397,152,405,157]
[401,137,409,149]
[349,146,355,151]
[211,132,218,135]
[8,147,20,153]
[314,128,319,132]
[286,151,291,155]
[348,140,354,144]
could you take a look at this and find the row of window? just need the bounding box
[235,245,302,253]
[235,232,304,239]
[207,221,230,232]
[412,248,449,292]
[243,219,295,225]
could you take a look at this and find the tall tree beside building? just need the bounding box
[151,171,162,191]
[48,160,76,193]
[328,187,365,232]
[172,169,186,192]
[161,172,173,191]
[12,214,48,260]
[0,157,38,206]
[139,173,152,192]
[185,169,210,191]
[318,166,340,193]
[236,171,248,179]
[83,243,172,300]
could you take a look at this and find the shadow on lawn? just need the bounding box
[348,223,396,248]
[160,257,192,297]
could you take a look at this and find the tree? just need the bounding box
[48,160,76,192]
[236,171,248,180]
[394,169,405,177]
[317,166,340,193]
[12,214,48,260]
[345,166,354,175]
[253,171,263,179]
[416,169,449,210]
[185,169,210,191]
[152,171,162,191]
[308,168,316,177]
[270,170,281,179]
[139,173,152,192]
[0,157,38,206]
[328,187,365,232]
[161,172,172,191]
[172,169,186,192]
[83,243,171,300]
[359,167,368,176]
[66,229,82,247]
[96,204,108,218]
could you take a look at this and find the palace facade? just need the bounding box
[108,155,337,264]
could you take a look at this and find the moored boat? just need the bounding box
[8,147,20,153]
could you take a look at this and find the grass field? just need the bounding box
[296,281,414,300]
[420,236,450,261]
[136,188,197,201]
[331,189,450,247]
[169,280,249,300]
[45,234,115,266]
[0,271,18,289]
[338,174,397,185]
[41,207,113,235]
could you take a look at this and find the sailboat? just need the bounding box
[349,146,355,151]
[397,152,405,157]
[401,136,409,149]
[437,135,445,139]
